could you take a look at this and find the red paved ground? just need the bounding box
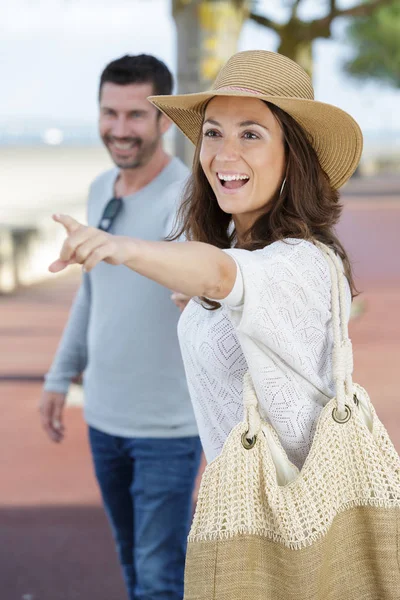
[1,176,399,600]
[0,274,127,600]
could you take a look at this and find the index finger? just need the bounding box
[53,214,82,234]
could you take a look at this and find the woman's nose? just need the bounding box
[216,136,240,161]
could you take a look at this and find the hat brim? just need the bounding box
[149,90,363,190]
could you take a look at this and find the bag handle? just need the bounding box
[243,241,354,444]
[315,241,354,418]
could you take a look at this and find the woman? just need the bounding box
[49,50,362,470]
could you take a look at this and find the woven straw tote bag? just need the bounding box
[184,242,400,600]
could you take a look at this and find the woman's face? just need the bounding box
[200,96,286,233]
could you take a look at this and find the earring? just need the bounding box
[279,178,286,196]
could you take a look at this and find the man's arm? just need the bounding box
[39,272,91,442]
[44,272,90,392]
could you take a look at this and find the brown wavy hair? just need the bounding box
[169,101,357,306]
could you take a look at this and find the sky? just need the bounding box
[1,0,400,135]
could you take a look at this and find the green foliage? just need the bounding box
[344,1,400,88]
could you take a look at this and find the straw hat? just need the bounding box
[149,50,363,189]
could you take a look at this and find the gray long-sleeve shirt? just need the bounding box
[44,157,198,439]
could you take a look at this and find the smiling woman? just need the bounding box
[50,50,400,599]
[199,96,286,232]
[155,52,361,458]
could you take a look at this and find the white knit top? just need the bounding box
[177,238,351,468]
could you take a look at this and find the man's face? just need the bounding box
[99,82,165,169]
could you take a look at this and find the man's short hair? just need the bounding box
[99,54,173,99]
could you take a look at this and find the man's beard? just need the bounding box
[103,134,160,170]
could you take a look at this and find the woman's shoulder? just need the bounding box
[225,238,329,273]
[253,238,328,270]
[224,238,331,296]
[252,239,332,298]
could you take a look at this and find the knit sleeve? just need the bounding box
[219,239,349,378]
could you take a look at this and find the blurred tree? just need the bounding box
[249,0,396,78]
[344,0,400,88]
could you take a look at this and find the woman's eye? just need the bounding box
[203,129,220,138]
[243,131,259,140]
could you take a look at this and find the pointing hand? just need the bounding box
[49,214,131,273]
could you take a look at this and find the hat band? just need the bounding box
[215,85,263,96]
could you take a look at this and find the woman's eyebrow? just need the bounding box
[239,120,269,131]
[203,118,269,131]
[203,118,220,127]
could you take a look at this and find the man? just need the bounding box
[39,54,201,600]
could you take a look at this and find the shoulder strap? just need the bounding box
[314,241,354,416]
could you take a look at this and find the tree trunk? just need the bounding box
[172,0,250,165]
[278,36,314,79]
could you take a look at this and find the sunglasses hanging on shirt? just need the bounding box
[98,197,123,232]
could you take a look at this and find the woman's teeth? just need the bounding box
[218,174,249,182]
[217,173,250,189]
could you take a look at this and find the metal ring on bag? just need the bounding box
[332,404,352,424]
[241,432,257,450]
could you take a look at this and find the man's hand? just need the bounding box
[39,390,67,443]
[171,292,191,312]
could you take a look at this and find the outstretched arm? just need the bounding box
[49,214,237,301]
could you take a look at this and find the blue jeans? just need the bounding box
[88,427,202,600]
